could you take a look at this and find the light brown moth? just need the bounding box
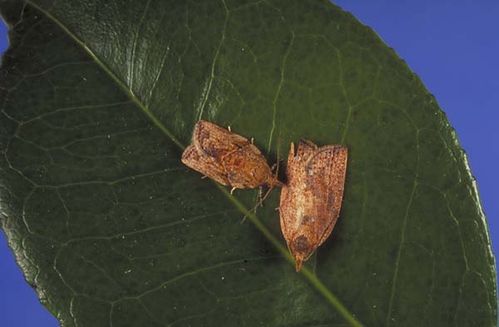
[279,139,348,271]
[181,120,282,192]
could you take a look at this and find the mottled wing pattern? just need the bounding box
[305,145,348,247]
[279,140,348,271]
[185,120,281,189]
[280,141,318,241]
[295,139,317,158]
[280,143,298,239]
[222,147,272,189]
[181,144,230,186]
[193,120,250,160]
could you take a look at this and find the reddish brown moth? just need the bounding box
[279,140,348,271]
[181,120,282,192]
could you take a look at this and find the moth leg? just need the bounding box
[251,137,254,144]
[250,185,274,211]
[201,175,208,179]
[230,187,236,194]
[227,125,232,132]
[257,186,264,207]
[240,189,262,224]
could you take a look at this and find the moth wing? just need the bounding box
[279,143,299,244]
[285,140,316,181]
[305,145,348,246]
[193,120,250,160]
[279,182,295,247]
[280,141,315,246]
[222,146,271,188]
[181,144,230,186]
[295,139,318,158]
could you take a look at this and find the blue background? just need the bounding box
[1,1,498,325]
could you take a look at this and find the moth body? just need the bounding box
[181,120,282,190]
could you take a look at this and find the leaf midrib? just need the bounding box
[23,1,362,326]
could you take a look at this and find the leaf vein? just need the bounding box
[20,3,362,325]
[267,30,294,152]
[385,129,421,325]
[195,0,229,121]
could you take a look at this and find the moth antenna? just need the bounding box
[258,187,264,207]
[240,190,259,224]
[258,186,274,207]
[241,186,273,223]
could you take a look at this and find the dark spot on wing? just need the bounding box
[204,146,220,158]
[302,215,315,225]
[292,235,310,254]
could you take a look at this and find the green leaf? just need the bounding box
[0,0,496,326]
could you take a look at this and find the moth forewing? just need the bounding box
[193,120,249,159]
[307,145,348,247]
[295,139,318,158]
[279,140,348,271]
[181,144,230,186]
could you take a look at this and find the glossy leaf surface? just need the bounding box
[0,0,496,326]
